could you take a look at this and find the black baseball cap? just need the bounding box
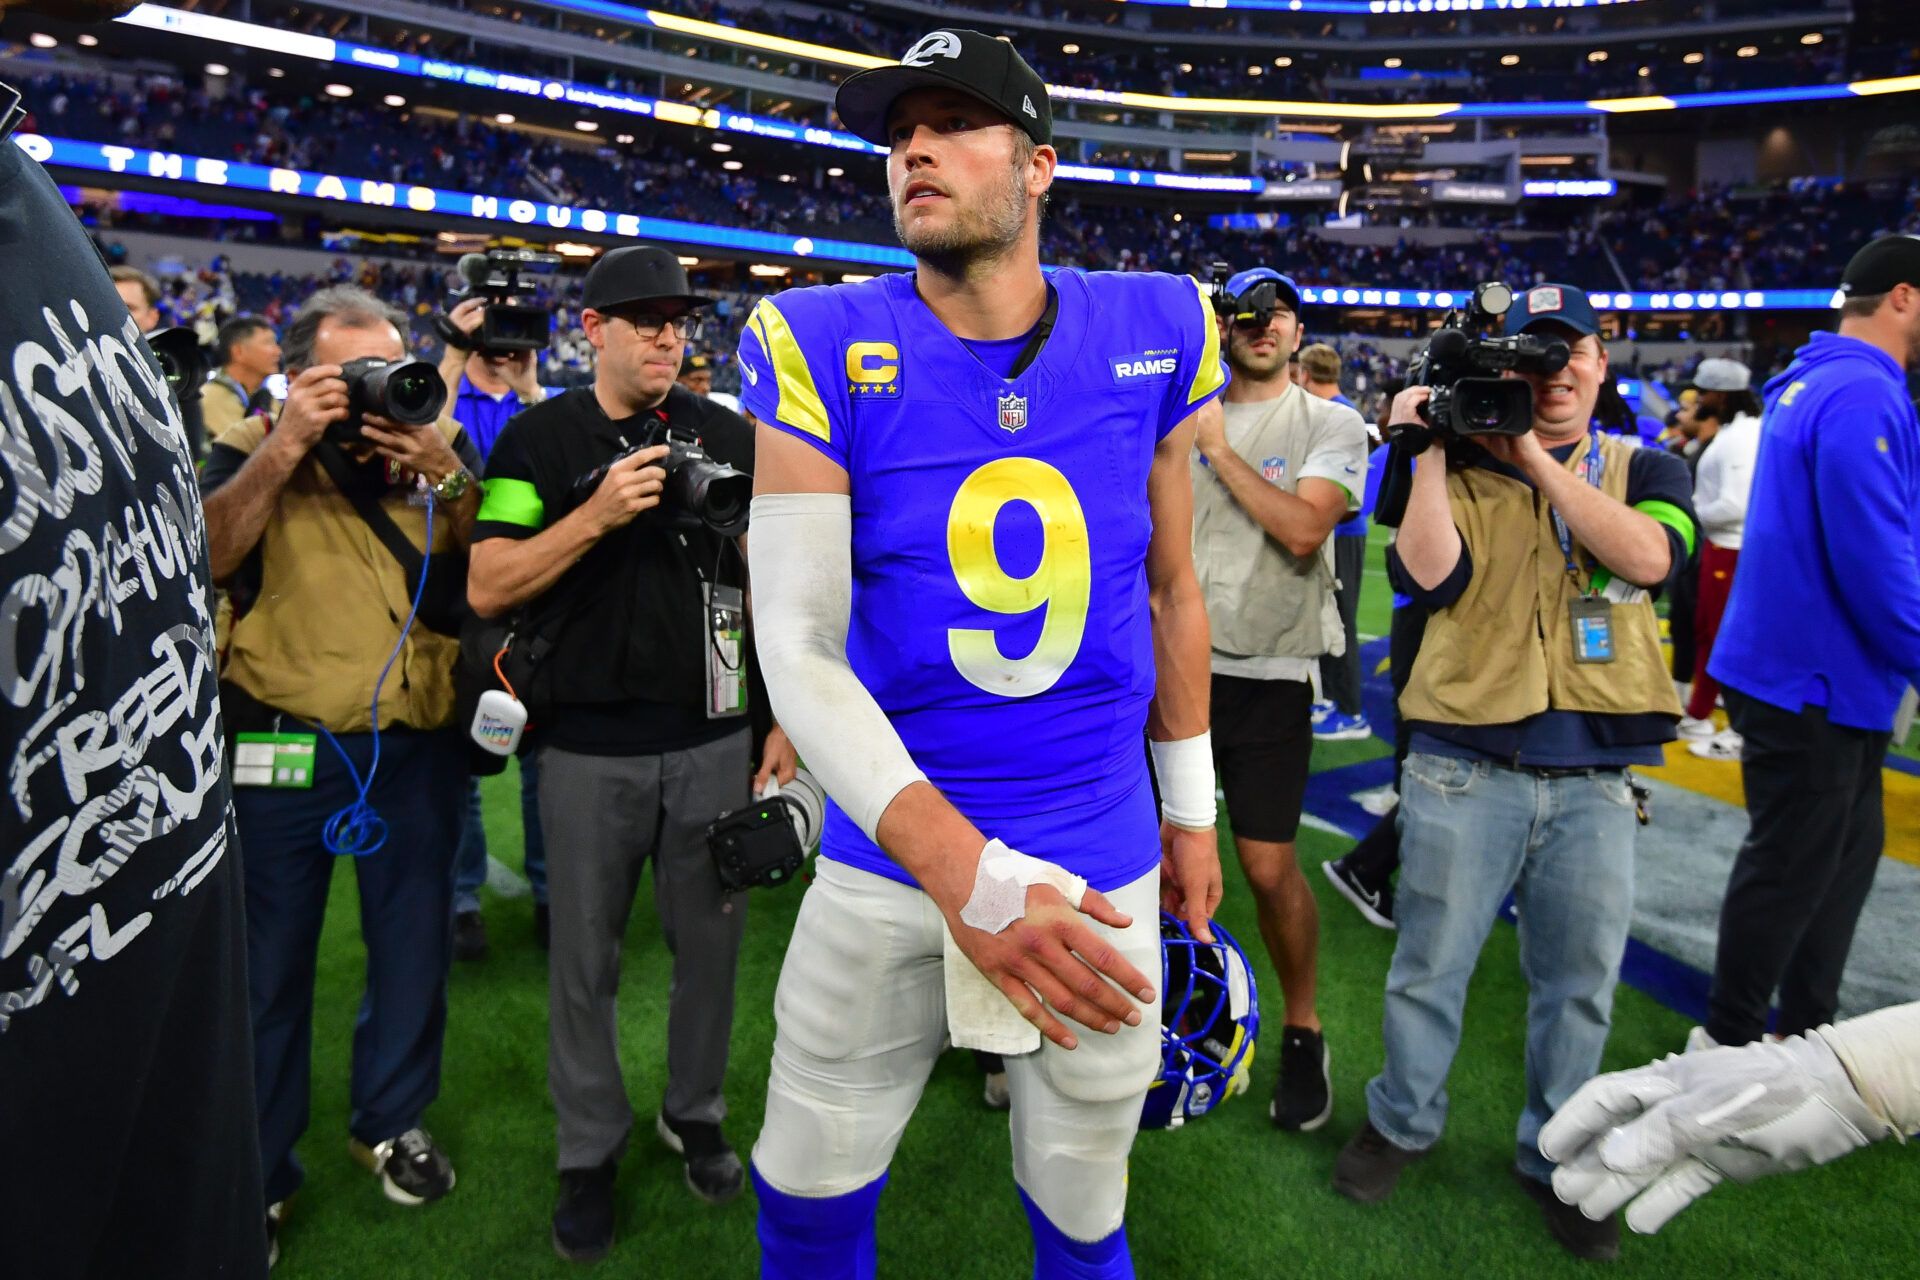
[1503,283,1601,339]
[834,29,1052,148]
[1839,234,1920,298]
[581,246,712,313]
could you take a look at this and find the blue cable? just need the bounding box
[319,492,435,857]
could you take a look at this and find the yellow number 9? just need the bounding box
[946,458,1092,698]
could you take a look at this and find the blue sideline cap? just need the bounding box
[1503,283,1601,339]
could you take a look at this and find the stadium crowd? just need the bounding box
[31,67,1920,296]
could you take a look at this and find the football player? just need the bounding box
[738,28,1227,1280]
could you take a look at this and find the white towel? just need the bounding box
[941,925,1041,1056]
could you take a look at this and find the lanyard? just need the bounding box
[1550,434,1605,589]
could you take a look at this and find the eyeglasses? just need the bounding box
[603,310,701,341]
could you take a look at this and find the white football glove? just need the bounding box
[1539,1030,1894,1235]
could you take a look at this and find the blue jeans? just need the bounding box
[452,752,547,913]
[237,727,466,1205]
[1364,752,1637,1181]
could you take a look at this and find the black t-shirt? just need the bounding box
[0,132,265,1276]
[475,384,755,755]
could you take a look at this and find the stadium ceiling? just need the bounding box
[120,3,1920,124]
[20,131,1848,312]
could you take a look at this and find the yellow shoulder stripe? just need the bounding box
[748,298,831,443]
[1185,275,1226,405]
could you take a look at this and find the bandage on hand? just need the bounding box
[1539,1030,1892,1235]
[949,839,1156,1051]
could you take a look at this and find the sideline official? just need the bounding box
[1704,234,1920,1049]
[467,246,795,1261]
[1337,285,1697,1262]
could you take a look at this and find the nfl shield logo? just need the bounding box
[997,393,1028,434]
[1262,456,1287,482]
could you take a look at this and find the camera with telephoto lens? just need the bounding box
[442,248,561,355]
[570,417,752,538]
[1406,281,1570,441]
[706,768,825,892]
[324,356,449,446]
[146,326,209,402]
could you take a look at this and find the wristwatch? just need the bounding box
[432,467,476,502]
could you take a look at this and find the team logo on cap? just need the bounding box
[1527,286,1564,313]
[997,392,1028,434]
[902,31,964,65]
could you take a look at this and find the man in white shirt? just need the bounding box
[1191,268,1369,1133]
[1678,359,1764,757]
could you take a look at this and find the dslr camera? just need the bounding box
[570,417,752,538]
[146,326,209,402]
[1405,281,1570,440]
[440,248,561,354]
[324,356,449,446]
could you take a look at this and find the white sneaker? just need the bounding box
[1684,1025,1718,1053]
[1677,716,1716,742]
[982,1071,1010,1111]
[1688,729,1743,761]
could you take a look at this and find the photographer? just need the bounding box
[435,293,550,961]
[1336,285,1697,1262]
[466,246,795,1260]
[202,315,282,443]
[202,285,481,1257]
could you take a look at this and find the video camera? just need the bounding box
[1405,282,1570,441]
[324,356,449,446]
[1374,282,1571,527]
[438,248,561,355]
[569,416,752,538]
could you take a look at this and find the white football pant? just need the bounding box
[753,856,1162,1242]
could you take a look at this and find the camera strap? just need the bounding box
[1549,433,1606,590]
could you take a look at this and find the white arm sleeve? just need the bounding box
[748,492,927,842]
[1823,999,1920,1138]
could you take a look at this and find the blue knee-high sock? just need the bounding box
[754,1163,887,1280]
[1018,1186,1133,1280]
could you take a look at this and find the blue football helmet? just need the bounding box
[1140,912,1260,1130]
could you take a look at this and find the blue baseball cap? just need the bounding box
[1222,267,1303,320]
[1503,283,1601,339]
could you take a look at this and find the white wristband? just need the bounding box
[958,839,1088,935]
[1822,1000,1920,1138]
[1150,732,1216,831]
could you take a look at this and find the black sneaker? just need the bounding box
[349,1127,455,1205]
[534,902,551,952]
[1322,857,1395,930]
[656,1112,745,1205]
[453,910,489,962]
[265,1200,286,1270]
[1513,1166,1621,1262]
[1332,1121,1430,1203]
[1271,1026,1333,1132]
[553,1159,618,1263]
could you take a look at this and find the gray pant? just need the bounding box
[1318,534,1368,716]
[540,732,750,1171]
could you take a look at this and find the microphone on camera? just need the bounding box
[454,253,491,293]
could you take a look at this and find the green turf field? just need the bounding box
[274,531,1917,1278]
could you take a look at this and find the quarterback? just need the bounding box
[739,28,1227,1280]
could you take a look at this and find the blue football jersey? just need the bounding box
[738,269,1226,892]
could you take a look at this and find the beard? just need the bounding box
[893,163,1027,277]
[1226,331,1290,382]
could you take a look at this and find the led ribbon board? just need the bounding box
[115,3,1920,132]
[22,133,1847,311]
[124,0,1904,121]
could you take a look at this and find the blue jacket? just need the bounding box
[1709,332,1920,731]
